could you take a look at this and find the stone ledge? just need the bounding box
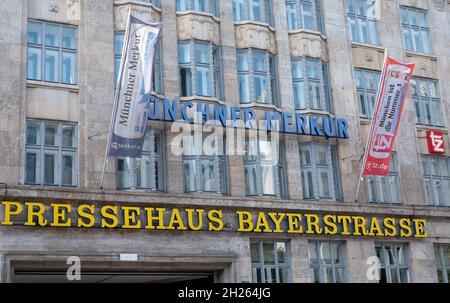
[2,185,450,219]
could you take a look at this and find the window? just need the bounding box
[117,128,165,191]
[182,133,228,194]
[346,0,379,44]
[244,136,287,198]
[178,41,224,99]
[410,77,443,127]
[176,0,219,16]
[251,240,291,283]
[233,0,273,25]
[366,153,401,204]
[114,31,163,95]
[237,49,279,106]
[435,245,450,283]
[27,20,77,84]
[299,143,340,200]
[25,120,77,187]
[309,241,347,283]
[292,58,331,111]
[285,0,323,32]
[354,68,380,118]
[400,7,432,54]
[422,156,450,207]
[375,243,410,283]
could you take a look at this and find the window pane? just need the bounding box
[25,152,39,184]
[44,49,59,82]
[183,159,196,192]
[286,3,297,30]
[62,154,75,186]
[28,22,42,44]
[115,32,125,55]
[261,165,275,195]
[28,47,42,80]
[62,52,76,84]
[253,52,266,72]
[239,74,250,103]
[178,43,191,63]
[201,159,215,192]
[263,242,275,265]
[250,0,262,21]
[44,153,56,185]
[195,43,210,64]
[62,125,76,147]
[27,122,41,145]
[180,68,192,97]
[319,242,331,265]
[62,26,77,49]
[45,124,58,146]
[251,242,261,263]
[45,24,60,47]
[276,242,286,263]
[196,66,211,96]
[245,164,258,195]
[254,74,268,103]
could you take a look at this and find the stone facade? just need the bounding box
[0,0,449,283]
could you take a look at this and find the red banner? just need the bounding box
[362,57,415,176]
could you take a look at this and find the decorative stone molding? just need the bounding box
[176,12,220,44]
[235,22,276,54]
[114,4,161,31]
[351,43,385,70]
[288,30,327,60]
[405,51,438,78]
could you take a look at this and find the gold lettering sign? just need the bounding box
[0,201,428,238]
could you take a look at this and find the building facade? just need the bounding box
[0,0,449,283]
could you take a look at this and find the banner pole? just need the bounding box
[100,8,132,190]
[355,48,389,202]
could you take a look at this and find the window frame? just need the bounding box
[27,20,78,85]
[410,77,444,127]
[400,6,432,54]
[422,155,450,207]
[435,244,450,283]
[244,136,287,198]
[291,57,332,112]
[299,142,340,200]
[182,132,228,195]
[176,0,220,16]
[237,48,279,106]
[117,128,166,192]
[354,68,381,119]
[25,120,78,187]
[308,241,347,283]
[346,0,380,45]
[233,0,273,26]
[251,240,292,283]
[285,0,323,32]
[178,40,224,100]
[375,243,411,283]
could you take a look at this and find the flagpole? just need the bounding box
[100,8,132,189]
[354,48,389,202]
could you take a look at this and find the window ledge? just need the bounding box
[405,51,438,61]
[288,29,326,40]
[351,42,385,52]
[113,0,161,12]
[239,102,282,112]
[176,10,220,23]
[179,96,226,106]
[27,80,79,93]
[416,124,448,132]
[359,117,372,125]
[234,20,276,33]
[294,109,336,118]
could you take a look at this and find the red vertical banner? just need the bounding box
[362,57,415,176]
